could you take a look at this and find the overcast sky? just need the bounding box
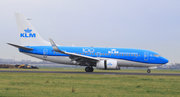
[0,0,180,64]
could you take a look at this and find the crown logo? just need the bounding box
[108,49,119,53]
[52,44,56,47]
[107,63,112,66]
[24,28,32,33]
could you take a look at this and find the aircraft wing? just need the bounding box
[49,39,100,65]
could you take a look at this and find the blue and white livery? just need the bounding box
[8,13,168,73]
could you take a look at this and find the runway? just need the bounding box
[0,70,180,76]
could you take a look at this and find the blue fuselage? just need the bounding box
[19,46,168,64]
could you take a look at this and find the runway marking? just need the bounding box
[0,70,180,76]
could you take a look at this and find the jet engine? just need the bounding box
[96,60,120,70]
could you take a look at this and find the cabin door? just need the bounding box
[144,52,149,61]
[96,52,101,58]
[43,49,48,59]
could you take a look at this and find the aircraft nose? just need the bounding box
[161,57,169,64]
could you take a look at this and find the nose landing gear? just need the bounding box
[147,69,151,73]
[85,67,94,72]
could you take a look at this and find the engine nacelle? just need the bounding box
[96,60,120,70]
[149,66,157,69]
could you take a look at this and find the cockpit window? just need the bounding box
[154,54,161,57]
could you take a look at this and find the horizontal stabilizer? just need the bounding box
[7,43,33,50]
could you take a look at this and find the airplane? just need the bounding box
[8,13,169,73]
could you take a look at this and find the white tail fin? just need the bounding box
[15,13,50,46]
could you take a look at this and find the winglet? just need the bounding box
[49,38,65,54]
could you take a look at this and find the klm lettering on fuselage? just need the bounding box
[20,28,36,38]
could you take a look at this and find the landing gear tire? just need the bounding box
[85,67,94,72]
[147,69,151,73]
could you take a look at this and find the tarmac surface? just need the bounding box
[0,70,180,76]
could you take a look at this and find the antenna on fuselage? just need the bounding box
[27,18,31,20]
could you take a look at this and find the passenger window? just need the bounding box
[139,55,140,56]
[54,52,55,54]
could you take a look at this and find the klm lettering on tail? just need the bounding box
[20,28,36,38]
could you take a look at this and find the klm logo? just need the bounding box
[52,44,56,47]
[107,63,112,66]
[20,28,36,38]
[108,49,119,54]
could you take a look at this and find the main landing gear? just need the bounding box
[147,69,151,73]
[85,67,94,72]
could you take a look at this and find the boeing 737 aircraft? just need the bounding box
[8,13,168,73]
